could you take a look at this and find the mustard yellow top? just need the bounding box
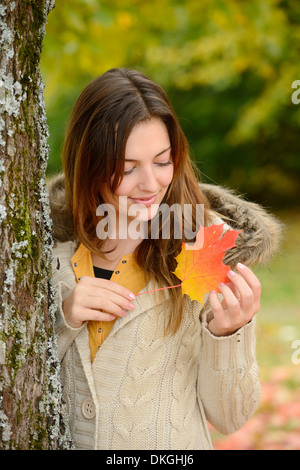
[71,243,148,362]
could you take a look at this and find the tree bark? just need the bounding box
[0,0,72,449]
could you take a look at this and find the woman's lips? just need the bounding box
[129,194,158,207]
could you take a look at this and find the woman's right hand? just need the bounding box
[62,276,136,328]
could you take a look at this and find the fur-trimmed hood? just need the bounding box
[48,173,283,267]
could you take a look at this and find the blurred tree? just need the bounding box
[42,0,300,207]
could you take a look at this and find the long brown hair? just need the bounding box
[62,68,211,334]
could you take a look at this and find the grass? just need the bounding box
[254,211,300,376]
[211,210,300,450]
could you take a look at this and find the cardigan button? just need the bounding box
[82,398,96,419]
[115,270,120,274]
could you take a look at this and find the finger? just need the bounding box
[218,282,240,316]
[82,307,117,322]
[208,290,233,336]
[209,290,226,321]
[86,299,133,317]
[236,264,261,295]
[227,270,254,313]
[223,280,241,300]
[84,288,136,312]
[236,263,261,310]
[79,276,136,301]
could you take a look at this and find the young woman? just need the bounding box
[49,68,282,450]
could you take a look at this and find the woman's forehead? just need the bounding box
[124,119,170,156]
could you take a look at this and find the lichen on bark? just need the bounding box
[0,0,73,449]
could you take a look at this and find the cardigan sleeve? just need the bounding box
[51,241,86,362]
[197,316,261,435]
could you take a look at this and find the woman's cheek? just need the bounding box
[160,166,174,187]
[114,180,133,198]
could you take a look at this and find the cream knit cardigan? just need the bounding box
[49,174,283,450]
[53,238,261,450]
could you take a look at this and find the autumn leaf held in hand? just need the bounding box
[172,224,242,305]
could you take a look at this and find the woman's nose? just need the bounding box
[138,166,159,192]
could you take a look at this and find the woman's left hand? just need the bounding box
[208,263,261,337]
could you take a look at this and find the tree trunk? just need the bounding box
[0,0,73,449]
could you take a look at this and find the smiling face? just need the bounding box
[102,118,174,224]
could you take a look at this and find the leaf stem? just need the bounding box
[136,282,182,297]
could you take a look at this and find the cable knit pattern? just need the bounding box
[47,176,283,450]
[52,241,262,450]
[49,175,282,450]
[170,304,204,449]
[198,319,261,435]
[111,312,166,449]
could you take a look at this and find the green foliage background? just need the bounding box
[42,0,300,209]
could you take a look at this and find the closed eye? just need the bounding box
[155,161,172,166]
[155,161,172,167]
[123,167,136,176]
[123,160,172,176]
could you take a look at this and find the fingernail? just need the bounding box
[237,263,246,269]
[128,302,135,310]
[227,270,236,278]
[218,282,225,288]
[129,293,136,299]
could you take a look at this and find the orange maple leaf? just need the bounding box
[172,224,242,305]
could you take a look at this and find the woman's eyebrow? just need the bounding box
[125,146,171,162]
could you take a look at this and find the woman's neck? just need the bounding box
[91,236,143,270]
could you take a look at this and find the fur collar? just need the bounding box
[48,173,283,267]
